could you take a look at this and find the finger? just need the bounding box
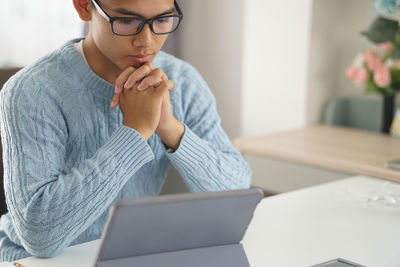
[124,63,155,90]
[110,91,122,108]
[164,79,174,91]
[137,69,167,91]
[154,80,174,98]
[115,67,136,93]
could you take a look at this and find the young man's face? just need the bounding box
[89,0,174,70]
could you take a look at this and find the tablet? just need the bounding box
[312,258,366,267]
[93,188,264,267]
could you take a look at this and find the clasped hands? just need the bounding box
[110,63,184,150]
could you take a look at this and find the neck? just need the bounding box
[83,36,120,85]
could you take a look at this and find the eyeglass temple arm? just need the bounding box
[91,0,111,22]
[174,0,184,18]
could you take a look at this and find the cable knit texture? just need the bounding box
[0,38,251,261]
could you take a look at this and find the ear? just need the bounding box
[73,0,92,21]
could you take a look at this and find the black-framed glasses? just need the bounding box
[91,0,183,36]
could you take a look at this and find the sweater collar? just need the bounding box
[62,38,115,100]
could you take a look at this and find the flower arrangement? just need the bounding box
[346,17,400,96]
[346,41,400,96]
[346,12,400,133]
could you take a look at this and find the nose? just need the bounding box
[132,23,153,47]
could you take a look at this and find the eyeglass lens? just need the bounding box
[113,16,180,35]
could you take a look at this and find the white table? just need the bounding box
[242,176,400,267]
[6,176,400,267]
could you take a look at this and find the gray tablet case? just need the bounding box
[93,188,263,267]
[312,258,366,267]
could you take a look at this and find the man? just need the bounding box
[0,0,251,261]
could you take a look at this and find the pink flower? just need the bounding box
[380,42,394,52]
[364,50,378,61]
[354,69,369,86]
[396,60,400,69]
[364,50,383,71]
[346,67,358,80]
[374,65,391,87]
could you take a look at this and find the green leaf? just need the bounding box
[391,68,400,88]
[393,31,400,59]
[382,86,395,95]
[388,86,400,94]
[365,80,381,94]
[392,46,400,59]
[361,17,399,43]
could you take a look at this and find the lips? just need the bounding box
[127,54,153,67]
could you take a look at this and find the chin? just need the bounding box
[117,60,140,70]
[126,56,156,69]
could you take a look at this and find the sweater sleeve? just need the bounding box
[0,77,154,258]
[165,66,251,192]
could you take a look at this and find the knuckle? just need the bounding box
[163,80,174,88]
[127,66,135,72]
[145,66,153,74]
[146,62,155,69]
[125,67,135,76]
[119,67,134,80]
[142,64,151,72]
[157,80,173,92]
[154,68,162,75]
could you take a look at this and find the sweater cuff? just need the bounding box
[102,125,154,167]
[166,125,211,175]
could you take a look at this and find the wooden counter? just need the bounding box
[234,125,400,183]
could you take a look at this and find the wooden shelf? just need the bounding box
[235,125,400,183]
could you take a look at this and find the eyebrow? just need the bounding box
[114,7,176,18]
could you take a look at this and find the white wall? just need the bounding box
[0,0,82,67]
[241,0,314,137]
[177,0,315,138]
[177,0,245,139]
[306,0,377,124]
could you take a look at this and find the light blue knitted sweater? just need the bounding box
[0,38,251,261]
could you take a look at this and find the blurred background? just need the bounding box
[0,0,394,195]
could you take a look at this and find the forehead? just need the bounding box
[102,0,175,17]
